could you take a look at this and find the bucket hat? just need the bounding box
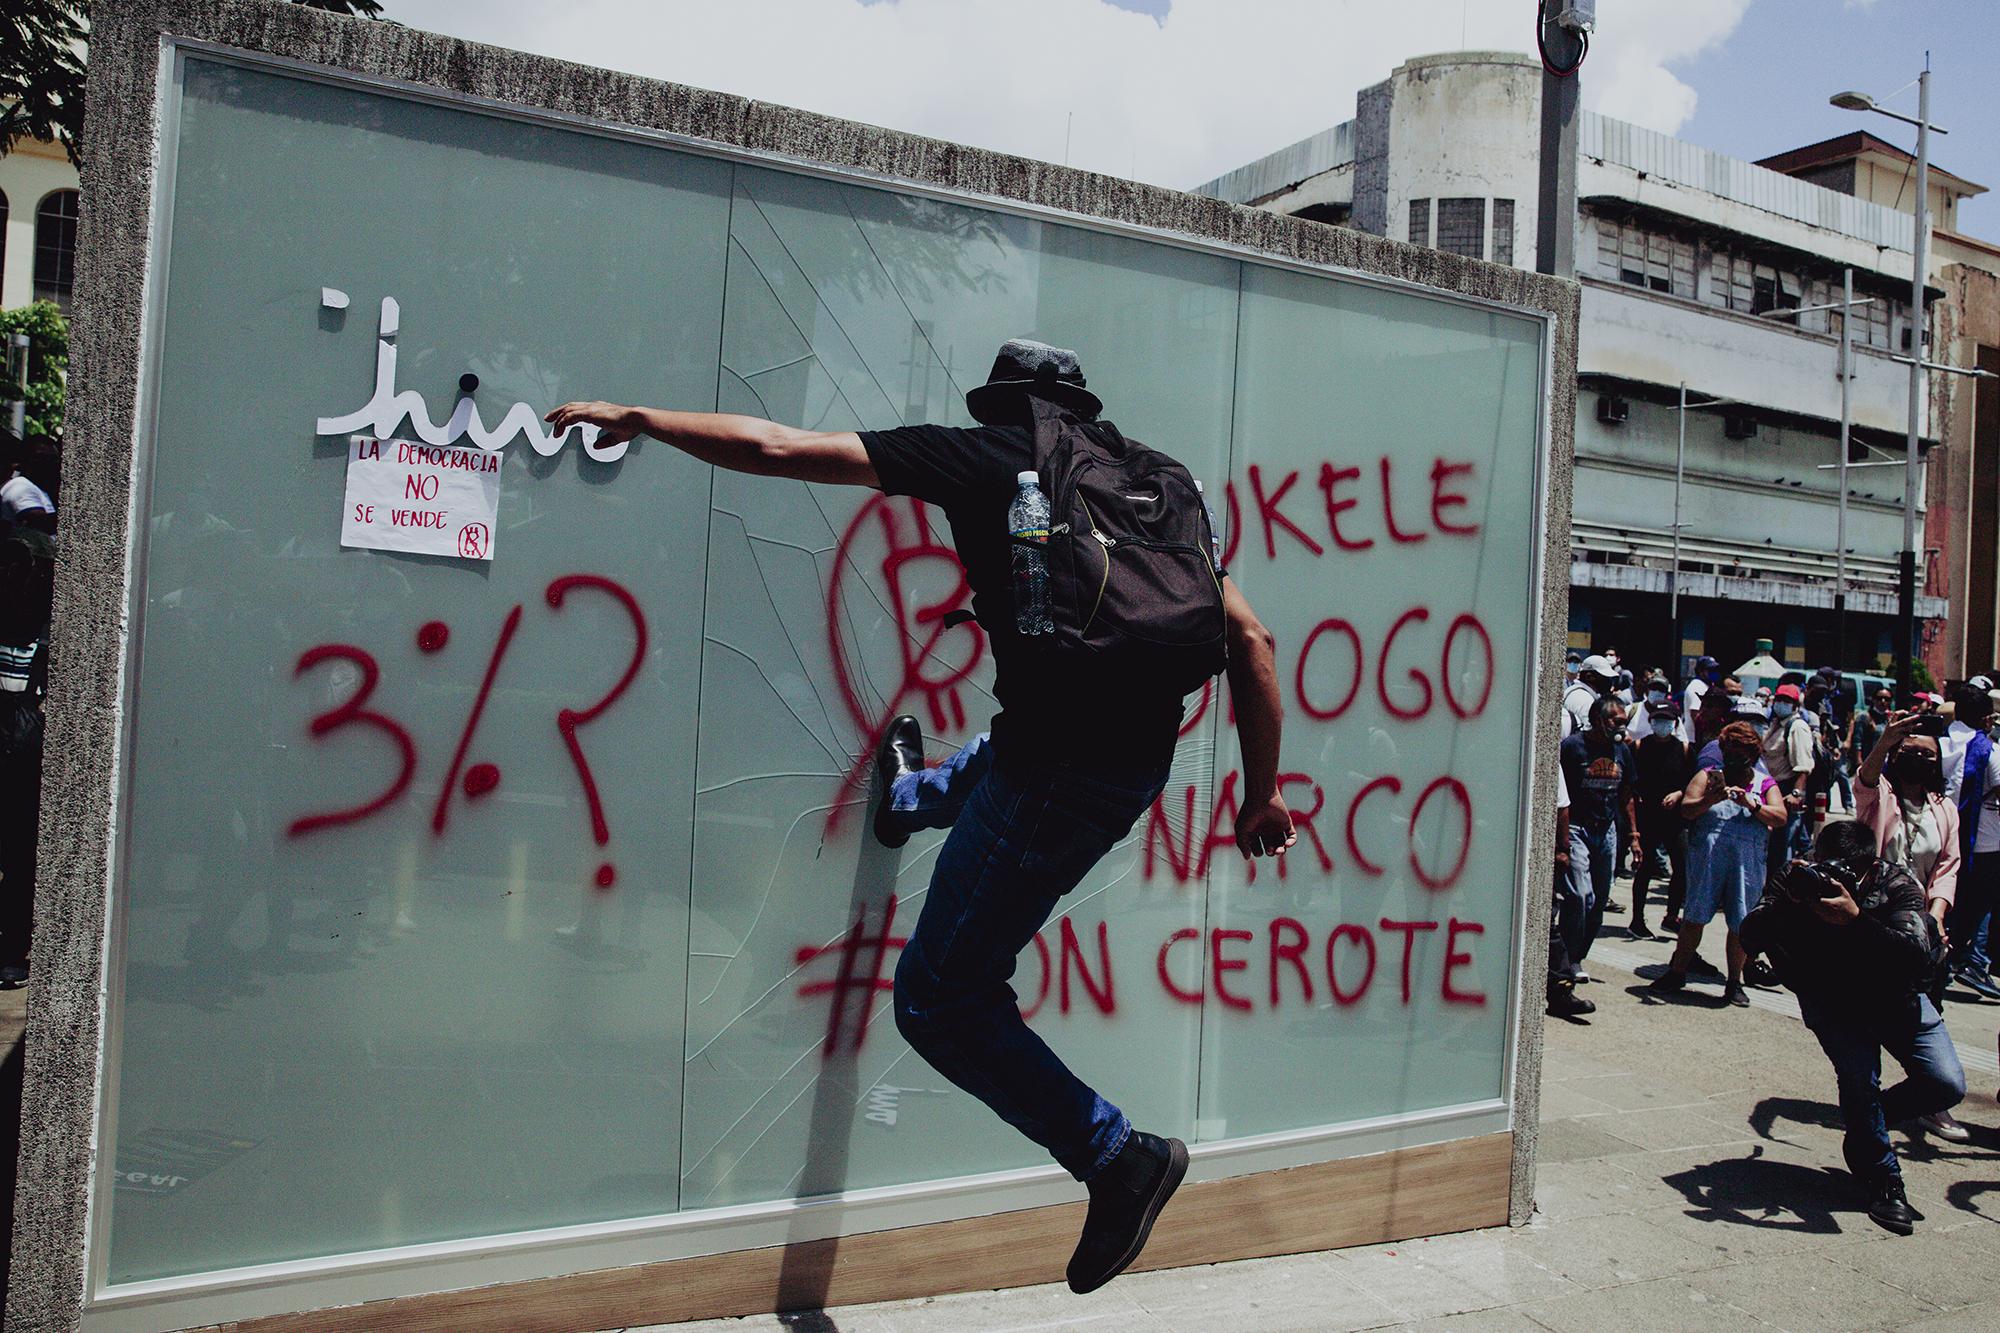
[966,338,1104,425]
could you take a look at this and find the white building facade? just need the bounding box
[1198,50,1968,678]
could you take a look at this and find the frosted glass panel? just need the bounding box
[1193,266,1544,1136]
[104,51,1546,1286]
[107,59,728,1282]
[680,166,1236,1206]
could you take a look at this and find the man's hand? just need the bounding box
[1628,835,1643,863]
[1783,790,1803,812]
[1236,789,1297,861]
[1929,897,1950,949]
[1661,791,1682,810]
[545,401,638,445]
[1808,884,1862,926]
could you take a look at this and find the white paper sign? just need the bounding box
[341,436,501,560]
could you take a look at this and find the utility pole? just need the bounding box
[1899,68,1930,698]
[1837,268,1853,667]
[1534,3,1592,277]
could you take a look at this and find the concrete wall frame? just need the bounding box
[12,2,1579,1328]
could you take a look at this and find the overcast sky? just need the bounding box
[386,0,2000,235]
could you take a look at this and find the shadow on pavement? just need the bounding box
[1659,1145,1856,1236]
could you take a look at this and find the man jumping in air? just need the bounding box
[550,339,1293,1294]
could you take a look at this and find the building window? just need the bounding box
[34,189,79,309]
[1436,197,1485,258]
[1408,198,1430,246]
[1595,217,1691,296]
[1491,199,1515,266]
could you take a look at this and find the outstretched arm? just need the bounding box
[1222,575,1295,860]
[545,402,878,488]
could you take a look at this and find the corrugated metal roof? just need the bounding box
[1192,121,1355,205]
[1580,112,1916,251]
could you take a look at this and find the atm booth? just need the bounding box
[12,3,1576,1328]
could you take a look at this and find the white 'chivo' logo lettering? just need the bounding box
[315,291,628,463]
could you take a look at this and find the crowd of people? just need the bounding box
[1549,646,1996,1233]
[0,425,55,990]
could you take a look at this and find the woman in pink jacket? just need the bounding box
[1853,708,1968,1142]
[1855,710,1961,922]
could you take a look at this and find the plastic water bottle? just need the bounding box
[1009,470,1054,636]
[1196,479,1223,574]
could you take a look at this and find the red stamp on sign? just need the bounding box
[457,523,490,560]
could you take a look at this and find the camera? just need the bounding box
[1913,714,1949,738]
[1775,859,1854,904]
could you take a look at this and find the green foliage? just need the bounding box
[0,302,70,439]
[1,2,385,164]
[0,1,88,163]
[1912,659,1937,695]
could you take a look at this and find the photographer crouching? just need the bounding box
[1739,820,1966,1234]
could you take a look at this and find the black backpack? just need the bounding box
[1008,397,1228,696]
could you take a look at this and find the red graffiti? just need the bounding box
[1296,618,1363,721]
[546,575,649,889]
[285,574,649,892]
[431,604,524,834]
[796,895,907,1056]
[1144,767,1471,891]
[825,496,985,833]
[286,645,417,837]
[790,915,1495,1024]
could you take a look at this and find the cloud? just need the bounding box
[388,0,1752,190]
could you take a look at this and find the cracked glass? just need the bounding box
[101,52,1546,1285]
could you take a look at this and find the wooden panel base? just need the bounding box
[200,1132,1512,1333]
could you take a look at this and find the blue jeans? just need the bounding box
[1561,821,1615,970]
[1770,803,1812,870]
[1948,850,1999,976]
[886,735,1169,1181]
[1800,993,1966,1182]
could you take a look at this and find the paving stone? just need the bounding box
[1326,1244,1510,1320]
[1558,1071,1714,1113]
[1528,1158,1680,1222]
[1119,1252,1400,1333]
[1390,1311,1550,1332]
[1499,1211,1731,1290]
[1518,1275,1775,1332]
[1590,1106,1762,1153]
[1536,1081,1623,1120]
[1823,1231,2000,1312]
[1349,1230,1580,1306]
[1536,1115,1649,1164]
[1893,1299,2000,1332]
[1686,1251,1943,1331]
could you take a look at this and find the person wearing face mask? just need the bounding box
[1850,689,1893,791]
[1629,699,1690,940]
[1939,678,2000,1002]
[1763,683,1817,865]
[1655,721,1788,1004]
[1624,674,1683,745]
[1683,655,1722,718]
[1558,696,1639,983]
[1564,654,1618,738]
[1854,708,1971,1140]
[1739,820,1959,1235]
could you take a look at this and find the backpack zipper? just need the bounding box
[1080,498,1112,631]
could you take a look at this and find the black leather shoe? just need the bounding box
[871,715,923,849]
[1067,1131,1188,1294]
[1953,966,2000,1001]
[1867,1173,1917,1235]
[1547,984,1595,1018]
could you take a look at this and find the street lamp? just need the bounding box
[1832,70,1946,698]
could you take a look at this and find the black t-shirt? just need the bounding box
[1634,733,1689,809]
[859,421,1187,766]
[1559,732,1635,830]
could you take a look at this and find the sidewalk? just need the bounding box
[632,920,2000,1333]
